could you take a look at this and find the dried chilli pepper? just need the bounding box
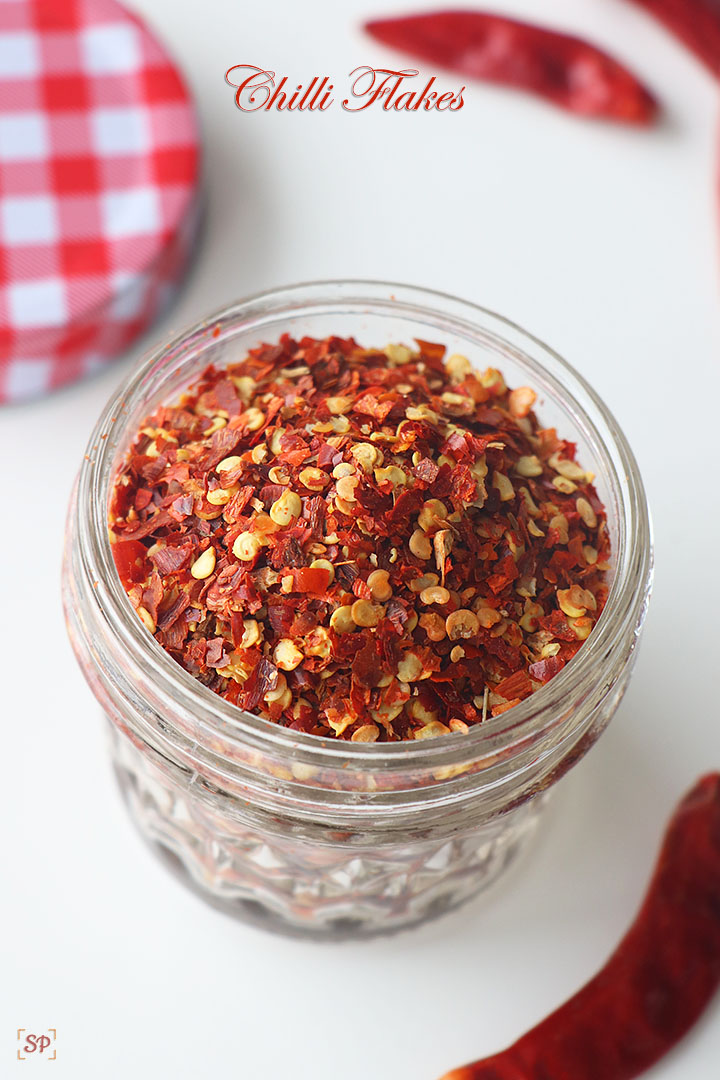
[364,10,658,124]
[109,335,609,742]
[622,0,720,78]
[440,772,720,1080]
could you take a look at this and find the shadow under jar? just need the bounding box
[63,280,652,939]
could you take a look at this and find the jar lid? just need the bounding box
[0,0,202,403]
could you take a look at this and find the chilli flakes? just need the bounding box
[109,334,609,742]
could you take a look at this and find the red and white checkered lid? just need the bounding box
[0,0,201,403]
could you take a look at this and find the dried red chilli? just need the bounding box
[109,335,609,742]
[622,0,720,78]
[364,11,658,124]
[439,772,720,1080]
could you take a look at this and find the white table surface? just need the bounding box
[3,1,719,1076]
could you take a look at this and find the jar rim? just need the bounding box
[75,278,652,776]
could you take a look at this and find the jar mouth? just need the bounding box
[76,279,652,776]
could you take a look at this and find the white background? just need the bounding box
[2,0,719,1076]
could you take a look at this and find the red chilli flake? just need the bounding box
[108,335,609,742]
[440,773,720,1080]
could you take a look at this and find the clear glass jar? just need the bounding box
[63,281,653,938]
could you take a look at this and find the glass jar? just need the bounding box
[63,281,653,938]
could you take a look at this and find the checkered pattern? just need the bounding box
[0,0,201,403]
